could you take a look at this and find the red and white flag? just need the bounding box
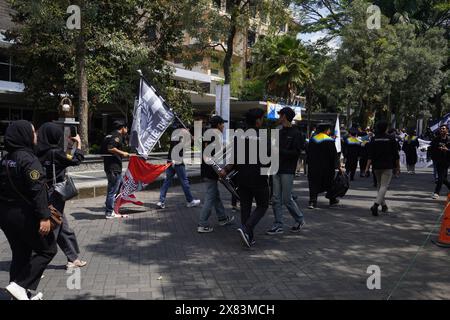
[114,156,170,214]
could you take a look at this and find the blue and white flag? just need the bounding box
[130,78,175,157]
[430,113,450,132]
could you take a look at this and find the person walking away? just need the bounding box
[0,120,57,300]
[267,107,305,235]
[307,123,343,209]
[156,121,200,209]
[222,109,270,248]
[343,128,361,181]
[36,122,87,269]
[102,120,130,219]
[365,121,400,216]
[197,115,234,233]
[402,129,419,174]
[358,129,370,178]
[430,124,450,199]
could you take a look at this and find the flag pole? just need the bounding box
[136,70,189,131]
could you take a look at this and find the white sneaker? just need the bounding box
[105,213,129,219]
[6,282,29,300]
[156,201,165,209]
[30,292,44,300]
[432,193,439,200]
[187,199,201,208]
[197,226,214,233]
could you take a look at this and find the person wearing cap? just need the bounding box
[267,107,305,235]
[306,122,342,209]
[343,128,362,181]
[156,121,201,209]
[222,108,270,248]
[101,119,130,219]
[197,115,235,233]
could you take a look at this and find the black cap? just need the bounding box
[318,122,332,132]
[278,107,295,122]
[113,119,127,130]
[210,115,227,127]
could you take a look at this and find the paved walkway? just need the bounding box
[0,168,449,300]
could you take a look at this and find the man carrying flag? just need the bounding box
[113,74,181,215]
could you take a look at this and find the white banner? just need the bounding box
[129,78,175,157]
[215,84,230,142]
[400,139,432,168]
[335,115,341,153]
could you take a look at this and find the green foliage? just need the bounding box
[239,79,265,101]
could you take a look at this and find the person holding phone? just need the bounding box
[0,120,57,300]
[430,124,450,199]
[36,122,86,269]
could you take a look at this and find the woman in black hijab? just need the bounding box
[36,122,87,269]
[0,120,57,300]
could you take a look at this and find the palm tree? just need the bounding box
[251,35,313,102]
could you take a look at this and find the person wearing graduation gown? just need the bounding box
[402,130,419,174]
[306,123,343,209]
[36,122,87,269]
[343,128,361,181]
[0,120,57,300]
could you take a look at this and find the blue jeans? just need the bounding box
[199,179,226,227]
[105,171,123,214]
[159,164,194,203]
[272,174,304,228]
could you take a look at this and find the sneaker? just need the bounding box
[290,221,305,233]
[219,215,235,226]
[432,193,439,200]
[66,259,87,269]
[266,226,284,235]
[370,204,379,216]
[237,227,251,248]
[105,212,128,219]
[187,199,201,208]
[28,291,43,300]
[156,201,165,209]
[329,199,340,207]
[308,201,317,209]
[197,226,214,233]
[381,205,388,213]
[6,282,29,300]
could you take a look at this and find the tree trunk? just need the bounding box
[306,85,312,138]
[223,4,238,85]
[76,29,89,153]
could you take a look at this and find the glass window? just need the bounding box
[0,64,9,81]
[211,69,219,75]
[11,65,23,82]
[0,53,9,64]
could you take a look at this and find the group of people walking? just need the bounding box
[0,108,440,299]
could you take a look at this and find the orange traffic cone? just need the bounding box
[432,193,450,248]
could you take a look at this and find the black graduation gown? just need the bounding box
[307,133,338,194]
[402,136,419,165]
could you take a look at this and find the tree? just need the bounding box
[251,34,313,102]
[183,0,292,85]
[6,0,198,152]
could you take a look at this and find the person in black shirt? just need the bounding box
[36,122,86,269]
[197,116,235,233]
[222,108,270,248]
[430,124,450,199]
[102,120,130,219]
[267,107,305,235]
[365,121,400,216]
[157,122,201,209]
[0,120,57,300]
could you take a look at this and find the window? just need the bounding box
[211,68,219,75]
[247,30,256,48]
[0,53,22,82]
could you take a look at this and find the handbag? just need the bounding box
[325,171,350,199]
[52,151,79,201]
[5,158,62,231]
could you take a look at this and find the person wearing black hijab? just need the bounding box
[0,120,57,300]
[37,122,86,269]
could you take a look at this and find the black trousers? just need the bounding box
[0,204,57,291]
[359,157,368,176]
[238,185,269,241]
[308,177,336,203]
[345,157,358,180]
[435,162,450,194]
[50,193,80,262]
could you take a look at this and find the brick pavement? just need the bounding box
[0,168,449,300]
